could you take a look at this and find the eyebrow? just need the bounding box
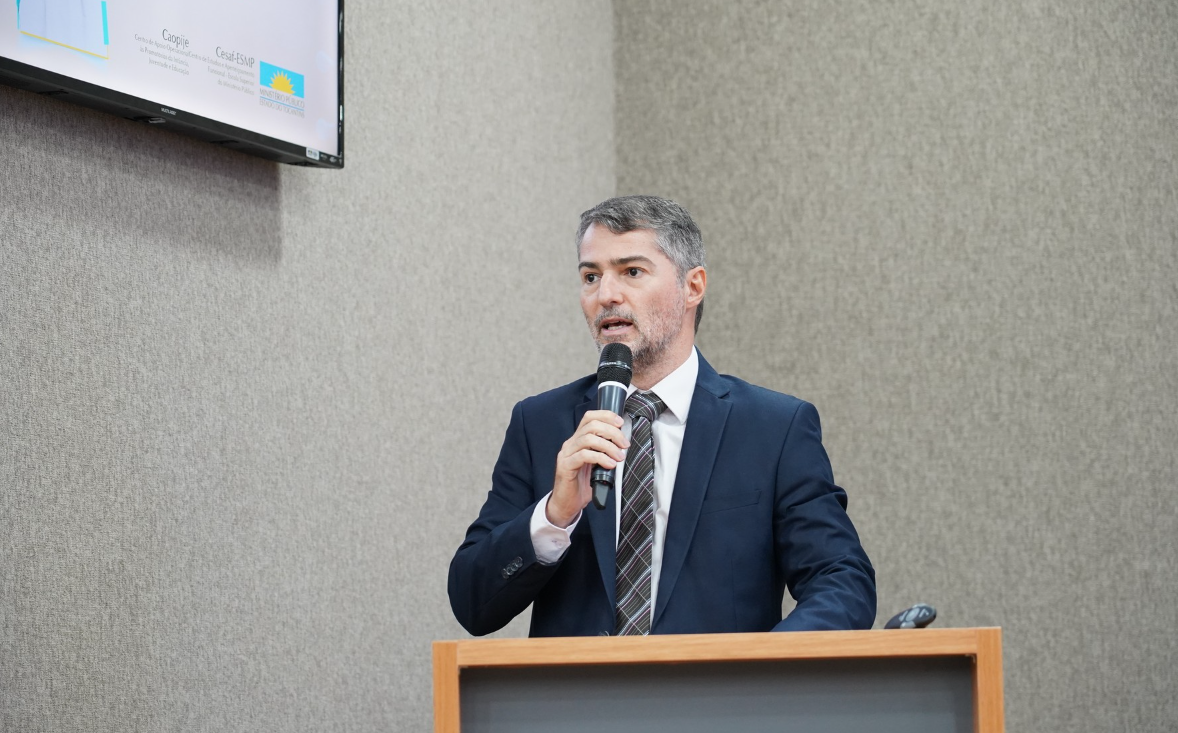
[578,255,656,270]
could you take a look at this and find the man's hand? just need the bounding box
[547,410,629,528]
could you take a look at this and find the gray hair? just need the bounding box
[576,195,707,330]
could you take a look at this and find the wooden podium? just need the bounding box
[434,627,1002,733]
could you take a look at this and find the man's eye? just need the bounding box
[583,273,599,284]
[627,267,641,277]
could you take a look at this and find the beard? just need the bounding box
[589,291,686,374]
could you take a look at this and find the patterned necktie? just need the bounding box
[615,391,667,636]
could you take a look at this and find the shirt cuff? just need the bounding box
[530,493,580,565]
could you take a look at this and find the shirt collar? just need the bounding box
[628,347,698,424]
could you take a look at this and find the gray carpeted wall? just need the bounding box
[615,1,1178,731]
[3,1,1176,731]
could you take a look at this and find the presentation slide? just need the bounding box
[2,0,340,156]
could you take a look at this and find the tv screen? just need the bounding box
[1,0,344,167]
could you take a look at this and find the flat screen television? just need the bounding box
[1,0,344,168]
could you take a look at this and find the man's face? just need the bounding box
[578,224,689,373]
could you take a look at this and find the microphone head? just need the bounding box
[597,343,633,386]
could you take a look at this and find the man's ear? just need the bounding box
[685,266,706,308]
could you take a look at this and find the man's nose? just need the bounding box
[597,274,624,305]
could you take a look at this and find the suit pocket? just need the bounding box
[699,490,761,514]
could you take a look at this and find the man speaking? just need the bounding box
[449,195,875,636]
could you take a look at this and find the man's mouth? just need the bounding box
[599,317,634,334]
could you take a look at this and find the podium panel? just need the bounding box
[434,629,1003,733]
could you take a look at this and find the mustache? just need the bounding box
[594,309,638,330]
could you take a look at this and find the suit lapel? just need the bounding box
[653,354,731,628]
[575,385,619,610]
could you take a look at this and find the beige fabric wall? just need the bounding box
[615,1,1177,731]
[0,2,613,731]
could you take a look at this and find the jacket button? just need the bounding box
[501,557,523,578]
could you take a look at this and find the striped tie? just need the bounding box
[614,391,666,636]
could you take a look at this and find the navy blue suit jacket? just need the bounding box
[448,353,875,636]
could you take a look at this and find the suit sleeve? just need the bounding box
[771,401,877,631]
[448,401,564,636]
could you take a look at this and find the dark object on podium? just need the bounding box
[885,603,938,629]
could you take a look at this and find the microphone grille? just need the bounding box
[597,343,633,386]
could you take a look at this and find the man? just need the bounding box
[449,195,875,637]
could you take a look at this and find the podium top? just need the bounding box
[436,627,1002,668]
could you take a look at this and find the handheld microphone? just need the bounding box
[591,343,632,510]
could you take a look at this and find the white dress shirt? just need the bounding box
[530,347,699,621]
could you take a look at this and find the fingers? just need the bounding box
[555,438,624,480]
[549,410,631,526]
[570,432,628,465]
[574,410,630,457]
[565,446,620,472]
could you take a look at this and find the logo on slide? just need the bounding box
[260,61,304,98]
[16,0,111,59]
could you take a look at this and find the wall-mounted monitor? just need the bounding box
[1,0,344,168]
